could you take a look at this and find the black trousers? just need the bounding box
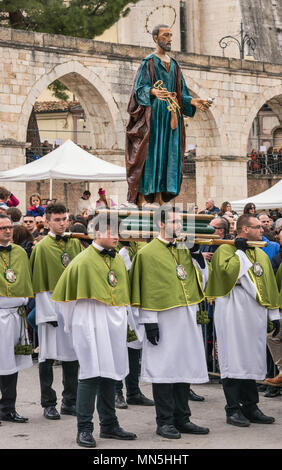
[152,383,191,427]
[76,377,119,433]
[116,348,141,398]
[39,359,79,408]
[0,372,18,415]
[221,378,259,415]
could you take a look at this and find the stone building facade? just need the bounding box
[0,26,282,213]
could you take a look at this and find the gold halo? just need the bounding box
[145,5,177,35]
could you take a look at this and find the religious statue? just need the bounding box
[125,24,212,207]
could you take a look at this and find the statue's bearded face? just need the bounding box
[155,28,172,51]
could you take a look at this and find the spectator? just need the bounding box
[74,214,88,229]
[218,201,238,218]
[69,222,90,249]
[27,193,45,217]
[96,188,117,210]
[243,202,256,216]
[278,148,282,173]
[274,218,282,234]
[42,140,52,156]
[222,211,235,237]
[22,214,39,239]
[0,186,10,210]
[0,207,7,215]
[257,212,276,241]
[6,207,22,225]
[76,190,95,215]
[199,198,220,215]
[272,226,282,275]
[13,225,35,259]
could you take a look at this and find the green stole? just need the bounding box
[205,244,280,309]
[30,235,84,293]
[0,244,33,298]
[51,245,130,306]
[129,238,204,311]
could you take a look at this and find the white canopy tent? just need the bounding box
[0,139,126,198]
[231,178,282,212]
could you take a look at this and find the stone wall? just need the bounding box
[0,27,282,212]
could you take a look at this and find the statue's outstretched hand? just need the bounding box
[190,99,211,111]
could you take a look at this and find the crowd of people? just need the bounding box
[248,148,282,175]
[0,189,281,447]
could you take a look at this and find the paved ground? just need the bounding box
[0,363,281,450]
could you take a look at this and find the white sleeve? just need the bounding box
[267,308,281,321]
[139,309,158,324]
[35,291,57,324]
[53,300,77,333]
[119,247,132,271]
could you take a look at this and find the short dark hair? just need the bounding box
[236,214,257,233]
[154,204,181,228]
[152,24,169,40]
[7,207,22,222]
[0,213,11,221]
[90,213,121,236]
[0,187,10,201]
[45,203,67,221]
[13,225,34,245]
[83,190,91,196]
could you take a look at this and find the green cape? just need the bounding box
[276,263,282,292]
[205,244,280,309]
[0,244,33,298]
[129,238,204,311]
[51,244,130,306]
[30,235,84,293]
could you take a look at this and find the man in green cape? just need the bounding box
[52,214,137,448]
[129,205,210,439]
[205,214,280,427]
[0,214,33,424]
[265,244,282,387]
[30,203,84,421]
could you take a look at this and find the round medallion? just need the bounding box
[176,264,187,280]
[61,252,71,268]
[4,268,17,283]
[107,270,117,287]
[252,262,264,277]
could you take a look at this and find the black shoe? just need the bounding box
[43,406,60,420]
[115,393,128,409]
[76,431,96,448]
[100,425,137,440]
[264,386,281,398]
[226,410,250,427]
[156,424,181,439]
[61,404,76,416]
[175,421,209,434]
[0,411,28,423]
[127,392,154,406]
[188,389,205,402]
[257,383,267,392]
[242,407,275,424]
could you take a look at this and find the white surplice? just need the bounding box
[214,250,281,380]
[56,299,129,381]
[36,291,77,363]
[0,296,32,375]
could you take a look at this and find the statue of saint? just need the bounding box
[125,24,211,207]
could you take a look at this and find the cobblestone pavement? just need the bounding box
[0,363,281,450]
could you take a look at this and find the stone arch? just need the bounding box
[181,73,222,158]
[18,60,124,150]
[241,83,282,155]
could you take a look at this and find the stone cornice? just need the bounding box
[0,27,281,77]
